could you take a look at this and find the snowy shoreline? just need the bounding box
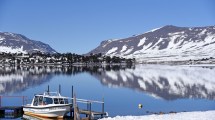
[100,110,215,120]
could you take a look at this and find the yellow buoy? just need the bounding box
[138,104,143,109]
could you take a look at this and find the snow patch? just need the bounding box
[143,27,162,34]
[137,37,146,47]
[199,29,207,36]
[0,46,27,53]
[149,27,162,32]
[120,45,127,52]
[0,36,5,41]
[123,48,133,54]
[168,31,185,36]
[204,34,215,43]
[106,47,118,54]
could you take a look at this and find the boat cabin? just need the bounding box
[32,92,69,106]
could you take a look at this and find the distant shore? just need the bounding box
[0,62,134,66]
[1,62,215,67]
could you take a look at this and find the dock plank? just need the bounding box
[79,109,107,116]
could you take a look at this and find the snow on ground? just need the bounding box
[100,110,215,120]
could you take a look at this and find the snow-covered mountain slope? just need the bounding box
[87,25,215,62]
[0,32,57,54]
[92,65,215,100]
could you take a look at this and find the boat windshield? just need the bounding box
[33,96,39,106]
[38,96,43,105]
[33,96,53,106]
[43,97,53,105]
[32,93,69,106]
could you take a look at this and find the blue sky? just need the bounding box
[0,0,215,54]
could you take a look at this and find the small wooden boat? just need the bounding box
[23,92,72,118]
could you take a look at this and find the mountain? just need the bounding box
[87,25,215,62]
[0,32,57,54]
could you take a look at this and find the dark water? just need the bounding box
[0,65,215,117]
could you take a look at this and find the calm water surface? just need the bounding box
[0,65,215,117]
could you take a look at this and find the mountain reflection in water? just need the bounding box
[0,65,131,94]
[0,65,215,101]
[93,65,215,100]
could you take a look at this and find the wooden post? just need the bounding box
[0,96,1,107]
[73,93,80,120]
[102,97,104,118]
[86,102,89,117]
[72,86,74,104]
[71,86,74,119]
[59,84,61,94]
[47,85,49,94]
[22,96,24,105]
[70,107,74,119]
[74,93,76,120]
[89,102,91,119]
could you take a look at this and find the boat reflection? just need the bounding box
[22,114,63,120]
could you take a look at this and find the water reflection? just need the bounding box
[0,65,132,94]
[0,65,215,100]
[93,65,215,100]
[0,66,53,94]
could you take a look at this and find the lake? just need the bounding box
[0,65,215,117]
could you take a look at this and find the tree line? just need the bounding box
[0,52,135,65]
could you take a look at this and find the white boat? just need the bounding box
[23,92,72,118]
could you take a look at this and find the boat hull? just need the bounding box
[23,104,71,118]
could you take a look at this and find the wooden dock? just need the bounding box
[0,95,26,118]
[79,109,107,117]
[0,106,23,118]
[71,94,108,120]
